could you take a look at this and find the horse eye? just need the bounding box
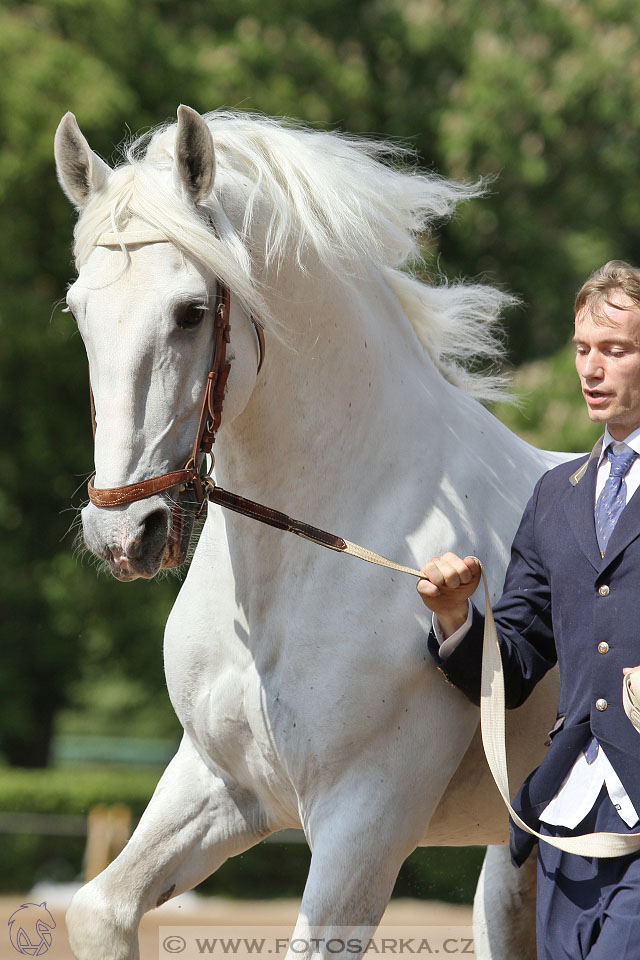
[176,303,206,330]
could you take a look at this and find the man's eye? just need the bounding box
[176,303,206,329]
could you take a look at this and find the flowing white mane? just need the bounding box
[73,110,512,401]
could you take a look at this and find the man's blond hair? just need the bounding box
[575,260,640,321]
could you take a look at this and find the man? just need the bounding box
[417,260,640,960]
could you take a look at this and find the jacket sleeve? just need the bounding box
[427,474,556,709]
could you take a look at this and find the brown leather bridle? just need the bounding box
[86,238,265,512]
[81,228,419,570]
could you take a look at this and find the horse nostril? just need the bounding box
[126,508,169,558]
[141,508,169,543]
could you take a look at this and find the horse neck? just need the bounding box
[215,262,540,523]
[217,265,410,498]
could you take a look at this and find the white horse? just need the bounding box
[54,105,565,960]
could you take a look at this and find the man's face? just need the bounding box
[574,292,640,441]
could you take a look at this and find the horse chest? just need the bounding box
[163,617,300,815]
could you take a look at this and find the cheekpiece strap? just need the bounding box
[87,219,264,509]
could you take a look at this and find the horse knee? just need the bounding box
[66,880,139,960]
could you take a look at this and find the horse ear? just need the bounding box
[54,112,110,209]
[174,105,216,204]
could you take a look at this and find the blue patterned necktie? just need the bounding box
[594,444,638,557]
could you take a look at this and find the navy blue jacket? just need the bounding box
[427,438,640,865]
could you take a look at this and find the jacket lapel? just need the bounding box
[562,437,603,573]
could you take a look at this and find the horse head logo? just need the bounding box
[8,902,56,956]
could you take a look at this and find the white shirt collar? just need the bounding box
[598,425,640,465]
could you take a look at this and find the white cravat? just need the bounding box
[433,425,640,829]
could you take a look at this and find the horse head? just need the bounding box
[55,106,263,580]
[55,104,514,583]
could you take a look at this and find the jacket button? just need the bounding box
[598,641,609,654]
[596,698,608,711]
[598,585,610,596]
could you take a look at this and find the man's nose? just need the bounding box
[584,352,604,378]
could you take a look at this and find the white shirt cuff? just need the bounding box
[432,600,473,659]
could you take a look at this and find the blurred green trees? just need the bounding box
[492,341,603,454]
[2,0,639,764]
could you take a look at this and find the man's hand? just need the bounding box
[417,552,481,639]
[623,666,640,676]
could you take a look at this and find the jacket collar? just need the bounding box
[563,440,603,572]
[569,435,603,486]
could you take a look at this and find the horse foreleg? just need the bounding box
[472,844,537,960]
[66,734,269,960]
[284,797,426,960]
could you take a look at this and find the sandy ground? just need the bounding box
[1,891,474,959]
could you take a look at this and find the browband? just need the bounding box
[95,230,169,245]
[93,227,265,375]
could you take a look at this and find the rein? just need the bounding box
[82,228,640,857]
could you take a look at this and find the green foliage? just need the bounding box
[0,767,159,816]
[435,0,640,358]
[0,766,156,891]
[493,340,603,453]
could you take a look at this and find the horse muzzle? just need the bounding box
[81,494,196,581]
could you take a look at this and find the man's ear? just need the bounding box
[54,112,110,209]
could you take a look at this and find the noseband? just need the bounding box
[86,229,265,510]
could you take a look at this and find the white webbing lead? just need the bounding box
[476,561,640,856]
[340,541,640,855]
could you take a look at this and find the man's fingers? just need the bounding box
[417,579,440,598]
[418,553,478,590]
[419,558,445,587]
[433,553,472,588]
[463,556,482,584]
[417,552,481,611]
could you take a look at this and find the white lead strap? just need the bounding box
[341,542,640,855]
[475,561,640,856]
